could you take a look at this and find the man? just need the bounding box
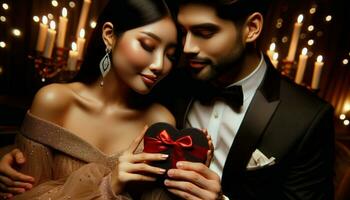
[157,0,334,199]
[0,0,335,199]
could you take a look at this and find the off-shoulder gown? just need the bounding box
[12,112,171,200]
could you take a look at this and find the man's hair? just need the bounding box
[177,0,271,24]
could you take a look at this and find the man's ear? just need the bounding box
[102,22,115,48]
[243,12,263,43]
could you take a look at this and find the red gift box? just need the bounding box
[143,122,209,171]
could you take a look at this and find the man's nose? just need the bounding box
[183,33,199,54]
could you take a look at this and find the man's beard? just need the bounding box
[199,50,245,84]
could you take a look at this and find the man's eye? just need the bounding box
[140,41,155,52]
[193,30,214,38]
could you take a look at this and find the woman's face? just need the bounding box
[111,17,178,94]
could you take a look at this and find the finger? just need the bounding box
[128,153,168,163]
[11,149,25,164]
[167,168,209,190]
[129,125,149,153]
[4,187,25,194]
[0,192,13,200]
[2,166,35,183]
[205,150,212,167]
[120,163,166,175]
[0,175,32,188]
[119,172,157,183]
[167,188,201,200]
[0,176,14,187]
[165,179,208,200]
[175,161,220,180]
[12,181,32,190]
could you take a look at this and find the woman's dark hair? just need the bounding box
[74,0,177,84]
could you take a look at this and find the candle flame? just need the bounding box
[344,103,350,113]
[273,52,279,60]
[72,42,77,51]
[317,55,323,62]
[79,29,85,38]
[42,16,48,25]
[302,48,308,55]
[62,7,67,17]
[297,14,304,23]
[269,43,276,51]
[50,21,56,30]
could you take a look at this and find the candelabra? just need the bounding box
[28,47,81,83]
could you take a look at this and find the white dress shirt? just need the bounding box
[186,55,267,178]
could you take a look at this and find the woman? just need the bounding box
[0,0,182,199]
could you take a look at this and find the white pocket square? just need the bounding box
[246,149,275,170]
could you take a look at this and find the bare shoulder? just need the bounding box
[30,83,75,122]
[146,103,176,126]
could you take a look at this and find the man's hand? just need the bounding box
[0,149,35,199]
[164,161,222,200]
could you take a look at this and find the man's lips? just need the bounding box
[188,59,210,69]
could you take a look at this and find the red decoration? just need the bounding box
[143,122,209,170]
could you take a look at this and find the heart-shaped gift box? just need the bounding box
[143,122,209,171]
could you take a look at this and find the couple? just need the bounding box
[0,0,334,199]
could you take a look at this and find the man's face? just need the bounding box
[178,3,245,81]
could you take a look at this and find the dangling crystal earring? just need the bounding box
[99,47,112,87]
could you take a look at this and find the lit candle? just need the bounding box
[266,42,276,61]
[295,47,308,84]
[56,7,68,48]
[287,14,304,62]
[77,29,86,60]
[36,16,48,52]
[271,52,279,68]
[311,55,324,89]
[43,21,57,58]
[67,42,79,71]
[76,0,91,38]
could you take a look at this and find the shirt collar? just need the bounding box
[228,52,267,102]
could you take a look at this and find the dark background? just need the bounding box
[0,0,350,199]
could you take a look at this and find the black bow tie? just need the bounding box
[194,84,244,109]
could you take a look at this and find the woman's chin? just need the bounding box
[133,87,152,95]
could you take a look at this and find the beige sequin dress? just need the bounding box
[12,112,172,200]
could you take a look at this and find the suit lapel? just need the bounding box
[222,57,281,190]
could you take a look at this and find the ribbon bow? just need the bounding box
[196,85,244,109]
[159,130,193,148]
[144,130,208,168]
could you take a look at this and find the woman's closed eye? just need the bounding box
[140,39,156,52]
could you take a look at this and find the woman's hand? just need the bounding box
[0,149,35,199]
[111,126,168,194]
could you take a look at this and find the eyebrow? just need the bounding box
[141,31,161,42]
[190,23,220,30]
[141,31,177,47]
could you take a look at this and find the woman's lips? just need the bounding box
[141,74,157,86]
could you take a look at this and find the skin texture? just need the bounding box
[0,16,178,198]
[0,3,263,199]
[163,3,263,200]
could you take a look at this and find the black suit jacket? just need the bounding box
[154,56,334,200]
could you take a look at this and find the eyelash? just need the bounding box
[140,41,155,52]
[140,40,176,62]
[193,31,215,38]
